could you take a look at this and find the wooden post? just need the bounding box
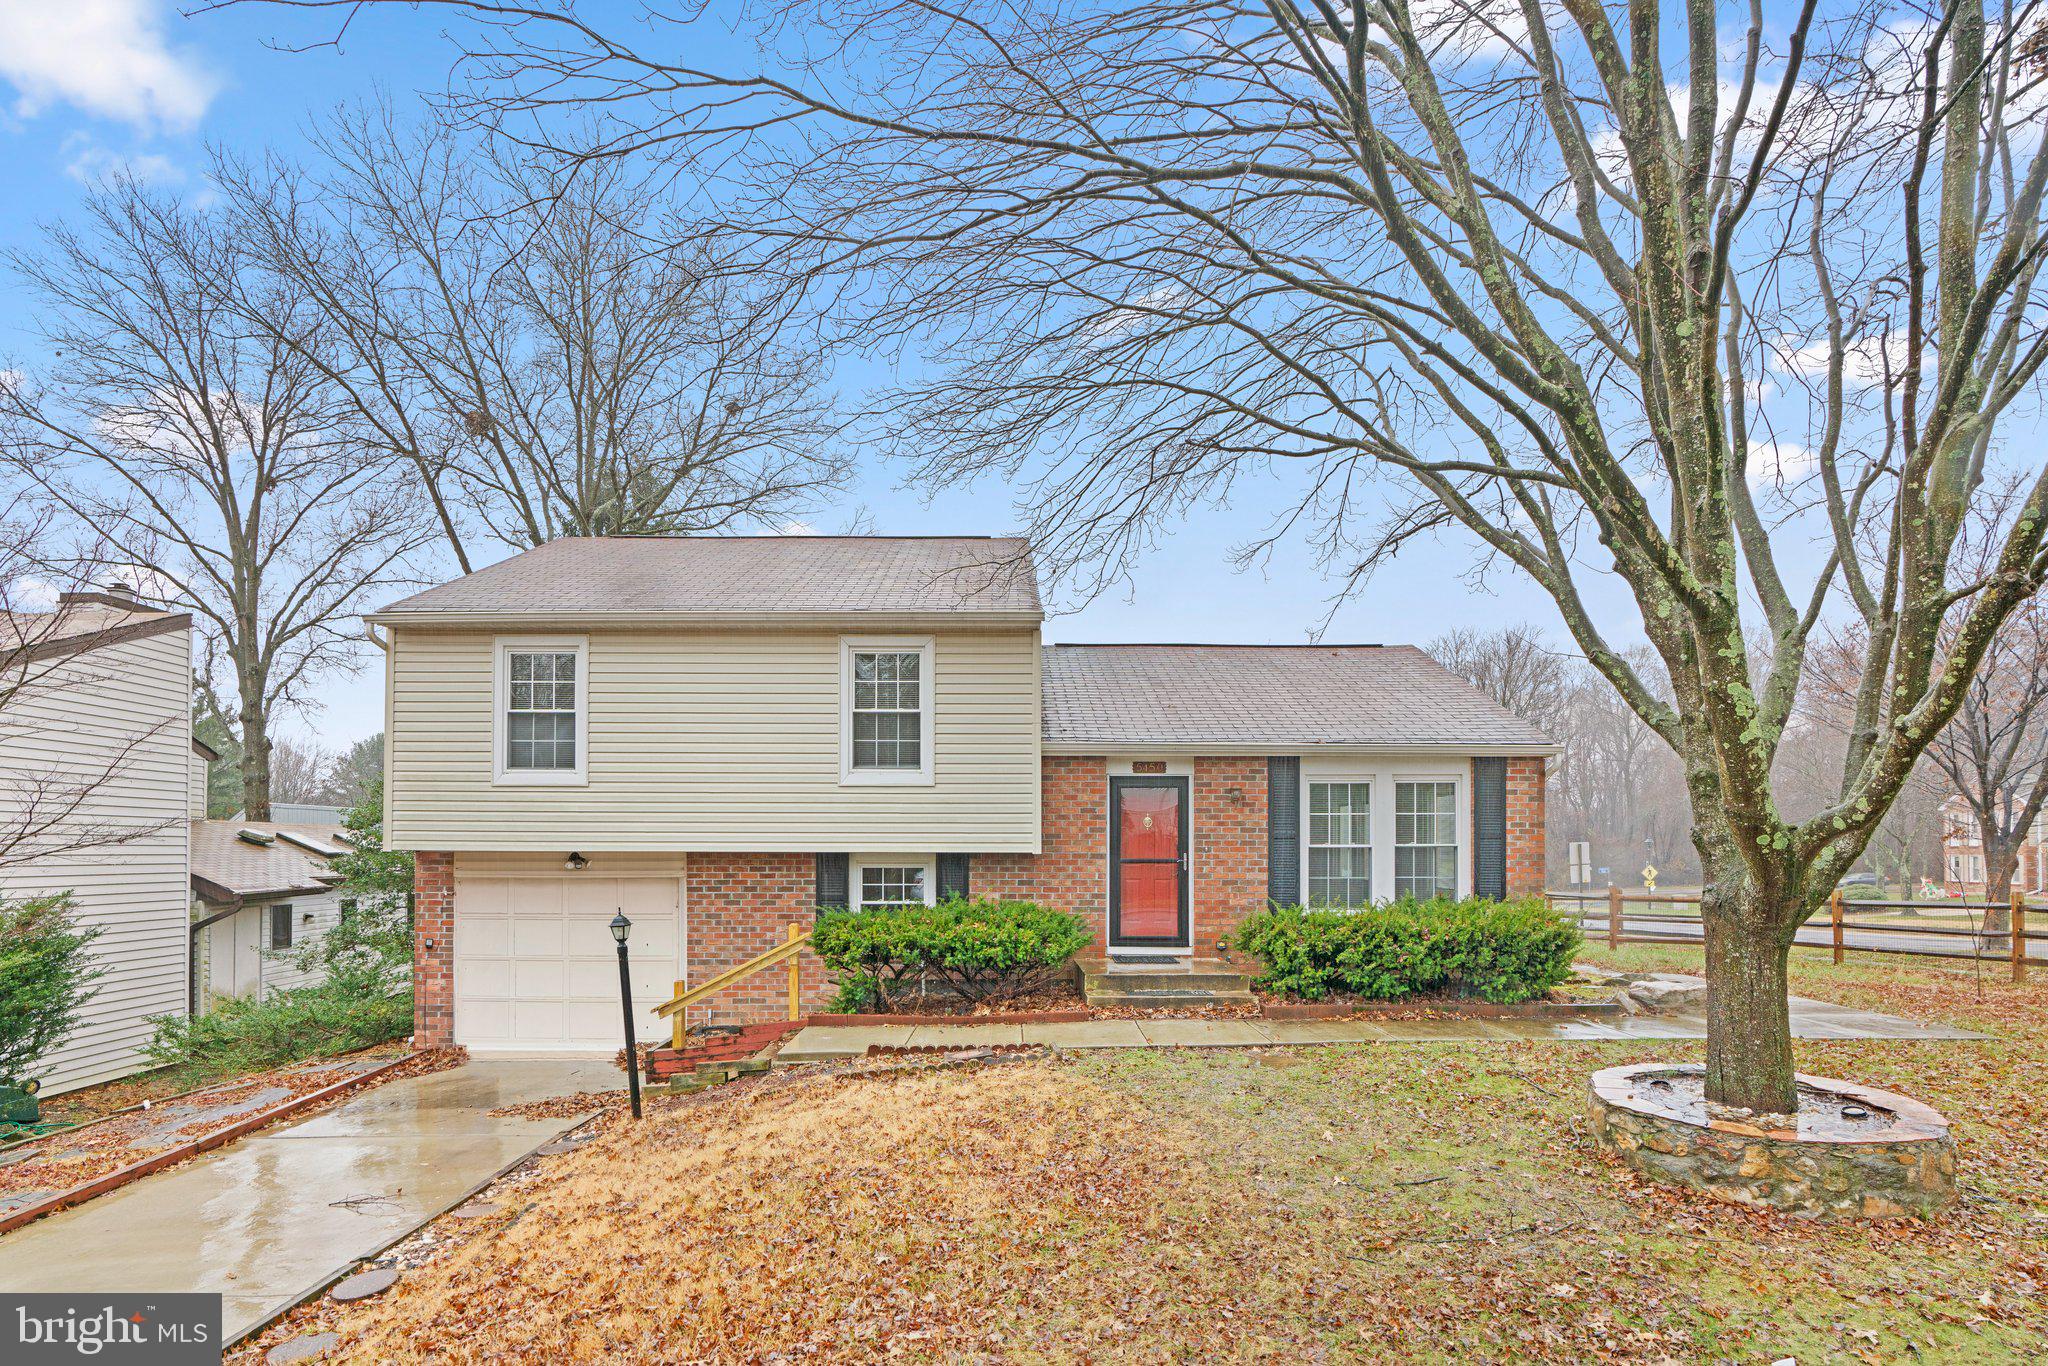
[671,980,686,1049]
[1607,884,1622,950]
[787,922,803,1020]
[2013,890,2027,985]
[1830,889,1845,965]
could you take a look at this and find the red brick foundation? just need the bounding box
[412,850,455,1047]
[1506,756,1546,897]
[683,852,833,1026]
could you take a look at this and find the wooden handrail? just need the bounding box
[653,923,811,1048]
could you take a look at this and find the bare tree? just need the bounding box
[266,736,339,808]
[237,1,2048,1114]
[1809,482,2048,928]
[1432,626,1696,884]
[1427,626,1571,727]
[0,180,432,820]
[216,106,848,569]
[0,504,178,867]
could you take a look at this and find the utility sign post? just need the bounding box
[1568,841,1592,888]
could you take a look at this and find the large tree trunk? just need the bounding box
[240,701,272,822]
[1701,905,1797,1116]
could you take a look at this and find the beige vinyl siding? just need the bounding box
[188,743,208,818]
[388,628,1042,853]
[198,887,345,1005]
[0,626,193,1095]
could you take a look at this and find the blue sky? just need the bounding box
[0,2,1634,747]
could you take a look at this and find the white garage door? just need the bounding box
[454,875,681,1051]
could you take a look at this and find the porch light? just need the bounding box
[565,851,589,871]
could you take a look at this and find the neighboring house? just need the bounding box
[0,586,195,1095]
[1939,797,2047,898]
[241,803,347,827]
[189,818,349,1013]
[372,536,1555,1051]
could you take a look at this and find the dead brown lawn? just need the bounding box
[235,955,2048,1363]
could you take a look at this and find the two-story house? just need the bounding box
[371,536,1554,1051]
[1,585,197,1094]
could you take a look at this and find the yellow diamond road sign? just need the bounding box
[1641,864,1658,892]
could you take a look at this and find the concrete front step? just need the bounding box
[1077,956,1258,1008]
[1086,989,1258,1009]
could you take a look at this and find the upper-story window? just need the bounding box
[841,637,934,785]
[494,637,588,785]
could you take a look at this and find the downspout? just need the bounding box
[189,902,241,1017]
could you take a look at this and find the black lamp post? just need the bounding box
[609,911,643,1120]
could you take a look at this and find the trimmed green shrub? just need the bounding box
[811,896,1092,1010]
[0,893,105,1082]
[144,979,413,1077]
[1227,896,1580,1004]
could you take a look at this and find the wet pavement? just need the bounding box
[0,1056,622,1344]
[774,1001,1985,1061]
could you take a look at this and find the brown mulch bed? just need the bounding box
[0,1047,463,1213]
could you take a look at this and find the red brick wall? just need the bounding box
[412,851,455,1046]
[973,755,1110,942]
[973,755,1269,955]
[683,852,832,1026]
[1191,755,1268,953]
[1506,756,1546,897]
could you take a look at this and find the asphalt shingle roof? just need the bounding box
[1041,644,1555,750]
[190,821,347,903]
[376,536,1041,618]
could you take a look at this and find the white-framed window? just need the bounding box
[1394,779,1460,901]
[840,637,935,785]
[853,857,936,910]
[493,637,589,785]
[269,903,295,950]
[1307,781,1372,908]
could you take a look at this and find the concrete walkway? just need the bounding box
[777,999,1984,1062]
[0,1056,620,1344]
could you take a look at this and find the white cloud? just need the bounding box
[1747,438,1817,487]
[771,519,817,536]
[62,133,185,186]
[0,0,216,130]
[1771,330,1912,389]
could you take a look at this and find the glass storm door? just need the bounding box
[1109,777,1189,947]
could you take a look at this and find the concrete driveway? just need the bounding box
[0,1056,621,1344]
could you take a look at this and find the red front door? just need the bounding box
[1110,777,1188,947]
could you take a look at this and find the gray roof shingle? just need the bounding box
[190,821,347,903]
[375,536,1041,619]
[1041,644,1555,750]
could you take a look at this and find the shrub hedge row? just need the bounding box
[1225,896,1580,1004]
[811,896,1091,1012]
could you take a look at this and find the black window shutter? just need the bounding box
[1473,758,1507,900]
[814,853,850,911]
[936,853,970,901]
[1267,756,1301,905]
